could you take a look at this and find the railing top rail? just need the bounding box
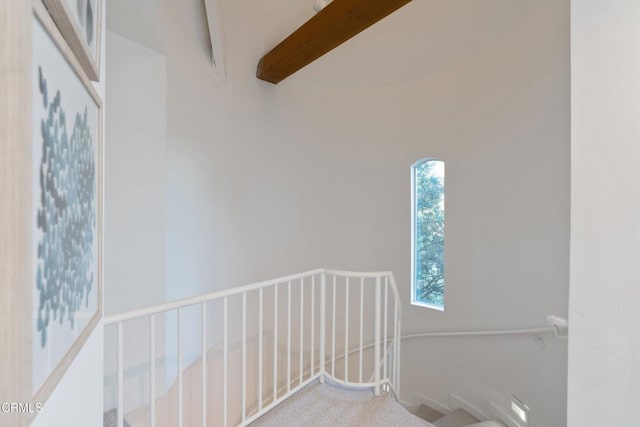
[104,268,401,325]
[104,268,322,325]
[323,269,393,278]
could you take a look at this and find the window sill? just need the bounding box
[411,300,444,312]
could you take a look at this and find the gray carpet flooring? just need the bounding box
[250,380,431,427]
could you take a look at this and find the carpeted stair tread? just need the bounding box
[251,380,430,426]
[104,409,130,427]
[415,404,446,422]
[433,408,479,427]
[466,421,507,427]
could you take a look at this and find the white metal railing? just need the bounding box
[104,268,402,427]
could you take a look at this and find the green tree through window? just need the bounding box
[412,159,445,308]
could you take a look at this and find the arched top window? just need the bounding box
[411,159,445,310]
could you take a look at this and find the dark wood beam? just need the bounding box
[257,0,413,84]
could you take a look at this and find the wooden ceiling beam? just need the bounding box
[257,0,413,84]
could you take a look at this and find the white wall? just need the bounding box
[568,1,640,425]
[106,0,570,425]
[102,28,169,412]
[32,1,106,426]
[32,327,104,427]
[103,30,167,316]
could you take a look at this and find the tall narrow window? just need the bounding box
[412,159,445,309]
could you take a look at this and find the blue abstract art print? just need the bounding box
[32,10,102,397]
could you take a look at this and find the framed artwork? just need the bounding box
[0,2,103,423]
[42,0,102,81]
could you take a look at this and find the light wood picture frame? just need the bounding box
[0,2,103,425]
[42,0,102,81]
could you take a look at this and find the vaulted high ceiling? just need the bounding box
[106,0,556,92]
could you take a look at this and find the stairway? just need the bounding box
[415,405,507,427]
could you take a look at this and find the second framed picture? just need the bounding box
[42,0,102,81]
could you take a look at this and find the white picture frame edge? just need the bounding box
[41,0,102,81]
[0,1,33,425]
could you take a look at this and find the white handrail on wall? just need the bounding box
[104,268,402,427]
[402,327,557,340]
